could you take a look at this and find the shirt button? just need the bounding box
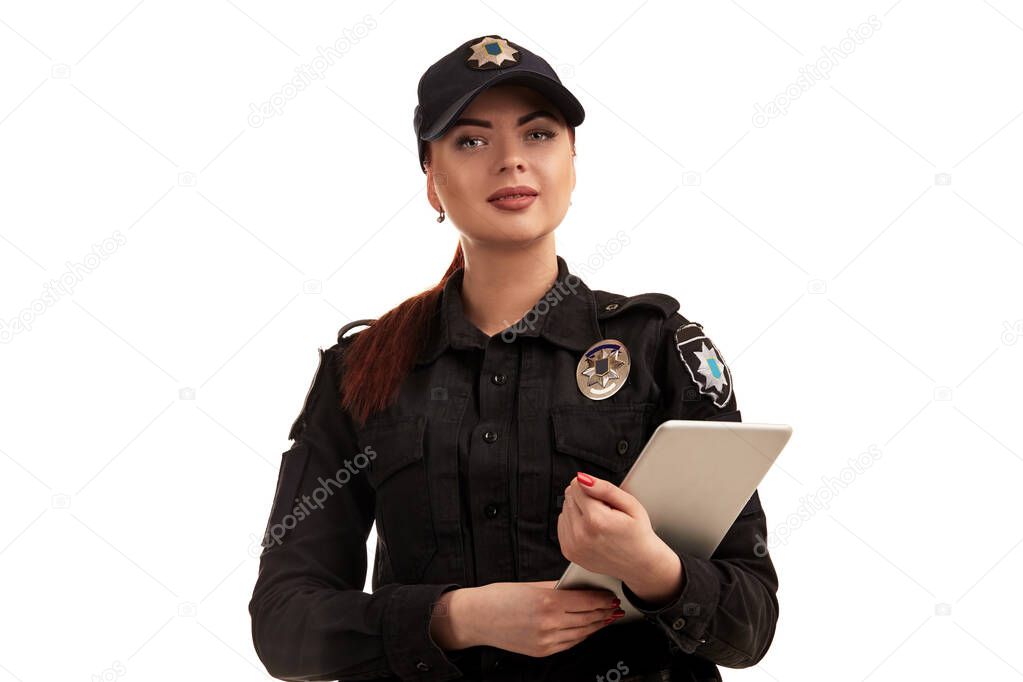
[672,617,687,630]
[484,503,499,518]
[616,439,629,455]
[491,373,507,385]
[483,430,498,443]
[415,660,430,671]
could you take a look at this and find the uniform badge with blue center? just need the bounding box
[674,322,733,408]
[576,338,631,400]
[465,36,520,70]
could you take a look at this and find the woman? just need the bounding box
[249,35,779,682]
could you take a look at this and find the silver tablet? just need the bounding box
[553,419,792,624]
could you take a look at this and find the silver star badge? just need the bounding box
[576,339,631,400]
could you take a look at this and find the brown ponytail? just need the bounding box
[339,241,464,427]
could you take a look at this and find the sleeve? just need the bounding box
[248,343,466,681]
[620,314,780,669]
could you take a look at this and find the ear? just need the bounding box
[569,128,577,193]
[570,150,576,194]
[423,140,444,213]
[426,166,443,213]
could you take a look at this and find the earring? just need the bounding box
[436,208,445,223]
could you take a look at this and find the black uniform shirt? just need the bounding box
[249,255,779,682]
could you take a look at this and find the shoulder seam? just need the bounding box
[593,290,681,319]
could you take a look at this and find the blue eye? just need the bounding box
[456,136,484,149]
[455,129,559,150]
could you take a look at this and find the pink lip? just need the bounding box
[488,194,537,211]
[488,185,538,200]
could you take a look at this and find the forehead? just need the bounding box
[462,84,563,122]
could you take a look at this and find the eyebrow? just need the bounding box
[449,110,562,130]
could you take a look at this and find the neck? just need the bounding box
[459,237,558,338]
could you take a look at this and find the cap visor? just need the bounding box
[421,70,584,141]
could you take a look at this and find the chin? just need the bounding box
[459,206,560,242]
[474,226,554,247]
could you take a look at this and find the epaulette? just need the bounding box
[288,347,326,441]
[592,290,681,320]
[288,321,376,441]
[337,318,376,344]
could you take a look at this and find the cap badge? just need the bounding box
[576,338,631,400]
[466,36,520,70]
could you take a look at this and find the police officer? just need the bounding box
[249,35,778,682]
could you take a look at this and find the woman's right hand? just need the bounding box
[460,580,625,658]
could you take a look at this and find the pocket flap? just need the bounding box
[359,414,427,487]
[261,440,311,548]
[550,403,653,473]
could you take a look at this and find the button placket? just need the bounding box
[472,338,517,583]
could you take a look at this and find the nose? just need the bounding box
[493,134,527,174]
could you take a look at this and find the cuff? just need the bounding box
[382,583,465,680]
[622,552,721,654]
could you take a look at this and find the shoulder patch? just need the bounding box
[673,321,734,409]
[337,318,376,344]
[593,291,681,320]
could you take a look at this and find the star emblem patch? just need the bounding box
[674,322,733,408]
[465,36,520,69]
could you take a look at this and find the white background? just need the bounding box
[1,1,1021,680]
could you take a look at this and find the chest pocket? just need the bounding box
[359,414,438,583]
[547,403,654,544]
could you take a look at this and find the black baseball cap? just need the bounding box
[413,35,585,173]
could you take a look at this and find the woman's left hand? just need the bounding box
[556,471,672,587]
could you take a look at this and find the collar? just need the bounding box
[415,254,602,365]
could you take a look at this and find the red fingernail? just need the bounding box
[611,598,620,607]
[577,471,595,487]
